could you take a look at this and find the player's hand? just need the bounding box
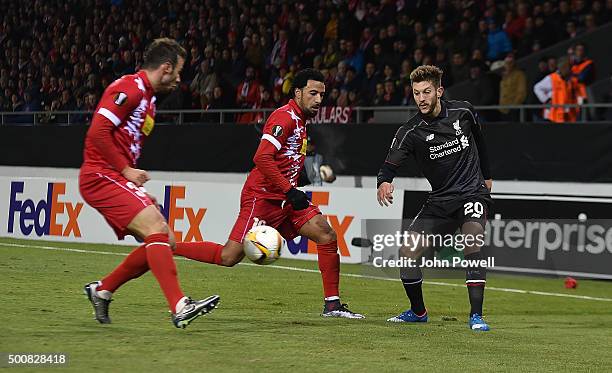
[285,187,310,211]
[319,165,336,183]
[377,182,394,207]
[121,166,150,186]
[485,179,493,191]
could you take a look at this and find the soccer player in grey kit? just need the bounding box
[376,65,493,331]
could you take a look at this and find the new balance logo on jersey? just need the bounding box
[460,135,469,149]
[426,133,434,141]
[453,119,463,135]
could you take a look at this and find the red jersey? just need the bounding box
[81,70,156,174]
[244,99,308,200]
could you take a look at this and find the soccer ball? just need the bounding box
[243,225,285,265]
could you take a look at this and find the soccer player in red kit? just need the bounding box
[173,69,364,318]
[79,38,219,328]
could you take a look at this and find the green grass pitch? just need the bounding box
[1,237,611,372]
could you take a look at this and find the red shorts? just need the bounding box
[79,169,154,239]
[229,189,321,243]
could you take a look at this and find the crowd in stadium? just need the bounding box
[0,0,609,122]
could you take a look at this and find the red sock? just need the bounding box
[174,241,223,265]
[317,241,340,299]
[145,233,185,313]
[98,244,149,293]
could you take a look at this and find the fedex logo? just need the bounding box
[7,181,83,237]
[160,185,206,242]
[287,191,354,256]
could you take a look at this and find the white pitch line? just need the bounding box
[2,241,612,303]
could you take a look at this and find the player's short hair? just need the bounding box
[290,68,325,98]
[410,65,444,89]
[142,38,187,70]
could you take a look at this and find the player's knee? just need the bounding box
[461,222,484,254]
[463,246,481,256]
[132,206,170,238]
[221,259,240,267]
[219,253,241,267]
[328,230,337,243]
[149,219,169,236]
[397,232,421,258]
[462,221,484,236]
[399,244,420,259]
[147,220,177,249]
[318,217,337,242]
[317,225,336,244]
[219,244,243,267]
[166,229,176,250]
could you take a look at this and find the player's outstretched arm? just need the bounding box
[377,160,400,207]
[376,124,414,206]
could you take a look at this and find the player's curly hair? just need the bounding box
[290,68,325,98]
[142,38,187,70]
[410,65,444,88]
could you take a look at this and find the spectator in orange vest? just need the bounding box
[534,57,579,123]
[569,43,595,105]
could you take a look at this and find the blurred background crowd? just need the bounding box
[0,0,610,123]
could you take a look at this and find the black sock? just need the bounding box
[402,278,426,315]
[465,251,486,316]
[400,264,425,315]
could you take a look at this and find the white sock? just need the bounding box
[97,290,113,300]
[93,282,112,300]
[174,296,189,314]
[324,296,340,302]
